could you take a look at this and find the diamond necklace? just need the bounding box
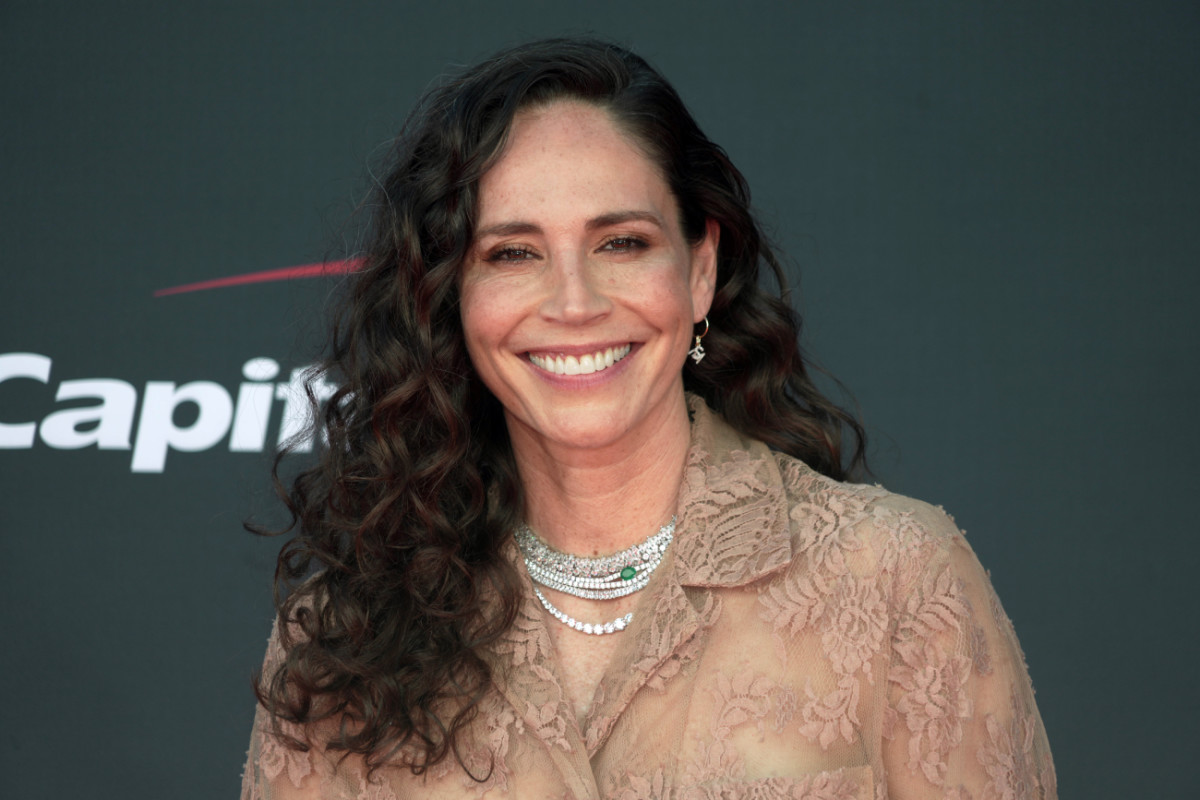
[515,517,675,600]
[532,586,632,636]
[516,517,676,635]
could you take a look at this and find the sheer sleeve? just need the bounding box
[882,508,1056,799]
[240,620,369,800]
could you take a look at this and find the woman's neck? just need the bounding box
[507,396,691,557]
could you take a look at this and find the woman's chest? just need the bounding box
[547,621,625,719]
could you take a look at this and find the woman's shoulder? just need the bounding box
[253,573,329,682]
[683,402,974,590]
[768,449,975,589]
[775,450,959,538]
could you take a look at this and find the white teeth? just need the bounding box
[529,344,631,375]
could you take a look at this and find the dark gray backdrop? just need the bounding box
[2,2,1196,797]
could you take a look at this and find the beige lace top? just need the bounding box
[241,399,1055,799]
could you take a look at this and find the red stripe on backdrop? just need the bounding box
[153,259,363,296]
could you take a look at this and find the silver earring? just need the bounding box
[689,317,709,364]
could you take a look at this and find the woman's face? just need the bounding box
[460,101,717,456]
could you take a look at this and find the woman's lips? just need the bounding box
[527,344,632,376]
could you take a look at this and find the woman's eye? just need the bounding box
[600,236,648,252]
[486,246,537,262]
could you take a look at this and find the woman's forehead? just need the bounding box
[475,102,677,231]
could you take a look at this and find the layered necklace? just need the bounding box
[515,516,676,636]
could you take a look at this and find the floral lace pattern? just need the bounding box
[242,397,1055,799]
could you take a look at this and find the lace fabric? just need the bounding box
[242,397,1055,799]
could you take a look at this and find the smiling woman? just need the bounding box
[461,101,716,464]
[243,38,1055,799]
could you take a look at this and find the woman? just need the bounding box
[243,38,1055,799]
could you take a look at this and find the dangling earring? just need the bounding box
[689,317,710,364]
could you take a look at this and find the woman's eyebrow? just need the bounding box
[474,221,542,239]
[586,210,664,231]
[474,211,664,241]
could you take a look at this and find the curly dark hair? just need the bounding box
[256,37,867,777]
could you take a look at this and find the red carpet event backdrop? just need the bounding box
[1,3,1196,798]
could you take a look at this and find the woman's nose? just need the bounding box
[538,254,612,324]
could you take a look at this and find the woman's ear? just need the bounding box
[690,218,720,320]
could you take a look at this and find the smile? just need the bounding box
[528,344,632,376]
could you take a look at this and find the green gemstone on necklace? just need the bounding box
[620,566,637,581]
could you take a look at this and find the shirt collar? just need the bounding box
[670,396,796,588]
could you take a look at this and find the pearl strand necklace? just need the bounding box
[517,517,676,635]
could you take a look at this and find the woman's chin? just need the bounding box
[536,416,629,452]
